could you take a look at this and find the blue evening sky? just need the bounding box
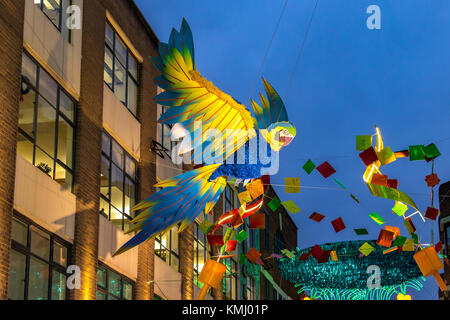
[135,0,450,300]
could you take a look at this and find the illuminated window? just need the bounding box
[97,264,133,300]
[9,215,70,300]
[193,222,210,287]
[154,225,179,272]
[18,52,75,191]
[246,277,256,300]
[104,22,140,116]
[100,131,137,232]
[222,258,237,300]
[34,0,73,41]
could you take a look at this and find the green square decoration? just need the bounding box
[409,145,425,161]
[268,196,281,212]
[302,159,316,175]
[356,135,372,151]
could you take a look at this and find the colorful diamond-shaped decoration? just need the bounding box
[359,147,379,166]
[281,200,301,214]
[409,145,425,161]
[377,146,396,166]
[392,201,408,216]
[354,228,369,235]
[369,212,385,225]
[302,159,316,174]
[377,229,395,248]
[359,242,374,256]
[235,230,248,242]
[331,217,346,233]
[356,135,373,151]
[316,161,336,178]
[285,177,300,193]
[199,219,213,234]
[310,244,324,260]
[268,196,281,212]
[309,212,325,222]
[425,207,439,220]
[425,174,440,187]
[393,235,407,247]
[423,143,441,159]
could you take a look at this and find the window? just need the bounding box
[97,264,133,300]
[18,52,76,191]
[264,278,271,300]
[274,230,284,255]
[446,225,450,257]
[8,215,70,300]
[34,0,73,42]
[154,225,179,272]
[246,277,256,300]
[100,131,138,232]
[222,258,237,300]
[104,22,140,116]
[159,106,175,156]
[193,222,209,287]
[224,187,234,213]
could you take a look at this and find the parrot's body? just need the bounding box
[114,19,296,256]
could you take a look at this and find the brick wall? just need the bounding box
[99,0,159,300]
[70,0,106,300]
[0,0,25,300]
[439,181,450,300]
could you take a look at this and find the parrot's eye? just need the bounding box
[281,129,289,136]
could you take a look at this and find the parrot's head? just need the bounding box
[260,121,296,151]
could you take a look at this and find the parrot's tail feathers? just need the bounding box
[114,164,226,256]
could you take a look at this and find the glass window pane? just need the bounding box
[51,270,66,300]
[57,117,73,168]
[110,205,123,230]
[104,47,114,88]
[97,267,107,288]
[125,156,136,179]
[8,250,26,300]
[53,241,68,267]
[38,70,58,107]
[171,255,179,272]
[124,177,135,217]
[96,291,106,300]
[18,86,36,138]
[12,218,28,246]
[171,227,179,256]
[123,281,132,300]
[128,53,138,80]
[108,271,121,297]
[100,155,110,199]
[102,132,111,156]
[35,148,54,178]
[30,226,50,260]
[59,91,74,122]
[36,97,56,156]
[115,37,127,66]
[114,58,126,105]
[55,163,72,190]
[100,197,110,218]
[22,54,37,87]
[105,23,114,49]
[17,132,35,164]
[43,0,61,28]
[111,140,124,168]
[111,164,124,211]
[28,256,49,300]
[127,76,137,115]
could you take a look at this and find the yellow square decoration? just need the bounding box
[359,242,374,256]
[285,177,300,193]
[402,239,415,251]
[238,191,252,205]
[246,179,265,199]
[376,146,396,166]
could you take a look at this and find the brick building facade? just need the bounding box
[0,0,299,301]
[438,181,450,300]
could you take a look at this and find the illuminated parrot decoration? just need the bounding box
[114,18,296,255]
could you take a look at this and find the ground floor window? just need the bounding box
[8,213,70,300]
[97,263,133,300]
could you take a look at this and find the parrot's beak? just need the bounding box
[279,135,293,146]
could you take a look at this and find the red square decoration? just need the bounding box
[316,162,336,178]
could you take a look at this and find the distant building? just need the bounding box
[438,181,450,300]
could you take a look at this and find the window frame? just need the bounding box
[96,262,134,300]
[104,21,141,119]
[9,212,71,300]
[18,51,76,192]
[154,225,180,272]
[100,131,138,232]
[222,257,238,300]
[193,222,210,287]
[34,0,73,42]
